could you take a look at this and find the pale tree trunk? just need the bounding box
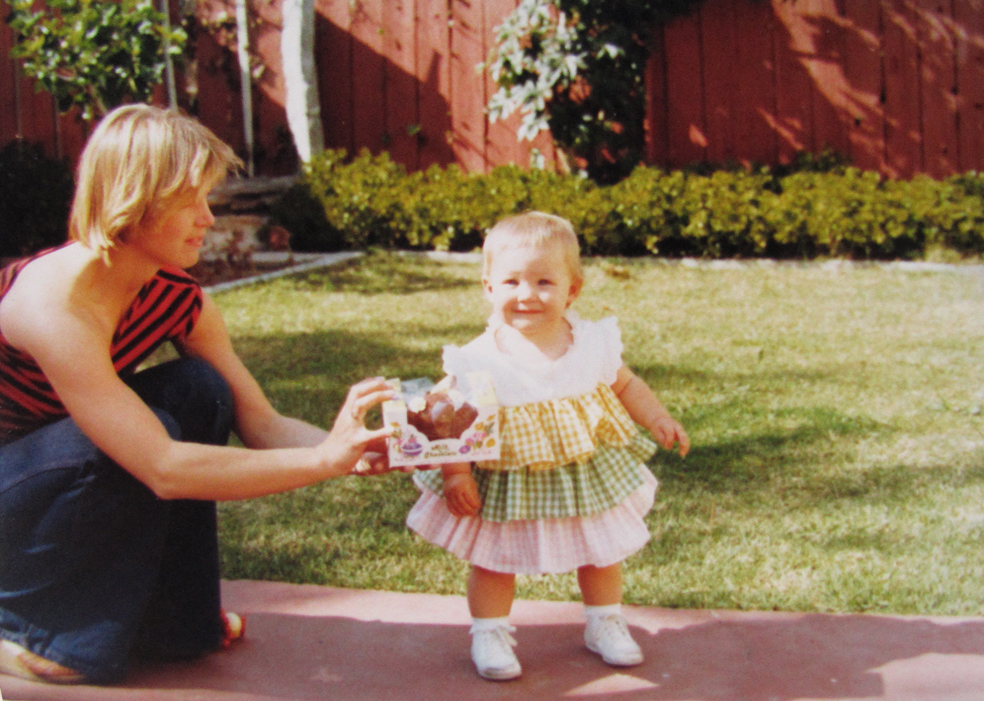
[159,0,177,107]
[281,0,323,165]
[235,0,254,175]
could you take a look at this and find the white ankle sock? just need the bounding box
[470,616,511,633]
[584,604,622,622]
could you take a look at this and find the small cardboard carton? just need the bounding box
[383,372,500,467]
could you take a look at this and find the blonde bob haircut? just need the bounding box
[69,104,242,259]
[482,211,583,286]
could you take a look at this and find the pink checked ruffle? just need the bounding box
[406,468,657,574]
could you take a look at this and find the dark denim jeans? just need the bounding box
[0,357,234,683]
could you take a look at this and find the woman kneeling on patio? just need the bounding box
[0,104,395,684]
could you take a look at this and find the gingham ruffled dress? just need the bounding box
[406,312,659,574]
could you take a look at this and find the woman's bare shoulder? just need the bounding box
[0,246,105,351]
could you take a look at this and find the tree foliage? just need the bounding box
[486,0,706,184]
[6,0,186,122]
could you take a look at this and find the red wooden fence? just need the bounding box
[649,0,984,179]
[2,0,983,181]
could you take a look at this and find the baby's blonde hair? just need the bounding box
[69,104,242,259]
[482,211,583,285]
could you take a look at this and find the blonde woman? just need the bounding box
[0,105,394,684]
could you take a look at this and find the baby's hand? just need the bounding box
[444,472,481,517]
[652,416,690,458]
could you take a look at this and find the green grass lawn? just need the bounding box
[210,252,984,616]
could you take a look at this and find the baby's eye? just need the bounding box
[538,279,555,286]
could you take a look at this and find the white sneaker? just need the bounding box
[584,614,643,666]
[470,624,521,680]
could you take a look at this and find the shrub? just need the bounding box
[0,141,74,258]
[767,170,984,260]
[267,182,348,252]
[602,166,685,255]
[673,169,775,258]
[400,164,511,251]
[274,149,984,261]
[301,149,409,250]
[918,174,984,254]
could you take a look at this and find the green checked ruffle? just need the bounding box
[413,431,658,523]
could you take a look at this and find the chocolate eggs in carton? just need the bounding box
[384,372,499,467]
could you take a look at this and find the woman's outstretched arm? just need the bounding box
[7,292,393,501]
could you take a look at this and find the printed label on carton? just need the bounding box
[383,372,500,467]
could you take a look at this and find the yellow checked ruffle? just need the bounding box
[476,383,638,472]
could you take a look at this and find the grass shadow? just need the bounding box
[275,253,478,295]
[231,325,475,413]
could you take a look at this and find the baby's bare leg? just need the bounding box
[577,562,623,606]
[467,566,516,618]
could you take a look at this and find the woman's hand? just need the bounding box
[316,377,398,476]
[444,470,481,517]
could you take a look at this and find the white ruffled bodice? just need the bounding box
[413,311,659,532]
[442,311,624,407]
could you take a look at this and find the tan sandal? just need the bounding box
[0,639,86,684]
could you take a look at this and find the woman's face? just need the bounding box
[126,184,215,270]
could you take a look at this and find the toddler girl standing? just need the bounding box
[406,211,689,681]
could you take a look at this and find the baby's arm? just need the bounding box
[442,462,482,516]
[611,365,690,457]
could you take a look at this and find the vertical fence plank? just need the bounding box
[350,0,386,155]
[954,0,984,172]
[916,0,959,178]
[484,0,523,169]
[883,0,923,177]
[803,0,850,160]
[192,22,245,158]
[250,0,296,174]
[383,0,420,170]
[733,0,778,166]
[663,10,706,166]
[54,111,86,164]
[17,92,55,152]
[449,0,487,171]
[317,0,354,154]
[0,2,18,148]
[843,0,885,171]
[772,0,816,161]
[700,0,738,164]
[527,127,560,171]
[645,29,669,166]
[415,0,453,170]
[2,0,58,158]
[480,0,558,172]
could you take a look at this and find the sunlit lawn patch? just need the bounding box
[212,253,984,616]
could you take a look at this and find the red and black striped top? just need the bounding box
[0,249,204,443]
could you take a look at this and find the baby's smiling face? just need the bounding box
[482,240,580,340]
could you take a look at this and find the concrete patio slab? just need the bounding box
[2,579,983,700]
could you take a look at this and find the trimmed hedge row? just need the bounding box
[270,148,984,260]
